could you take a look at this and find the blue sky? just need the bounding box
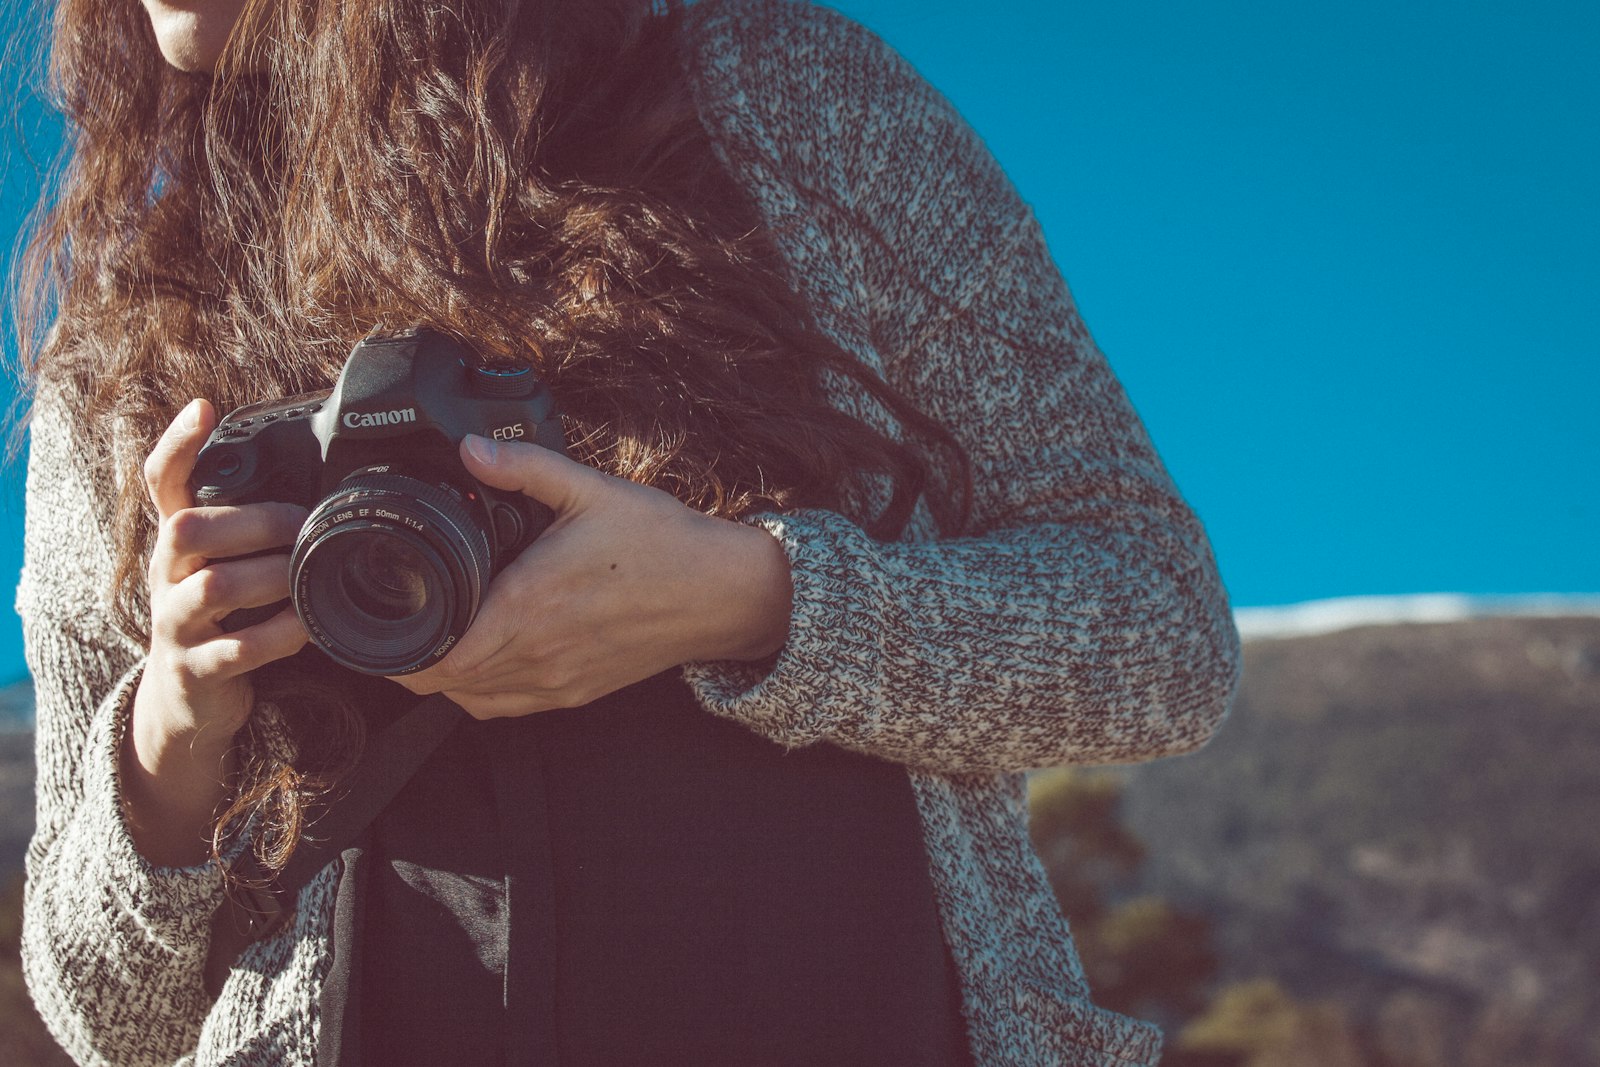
[0,0,1595,681]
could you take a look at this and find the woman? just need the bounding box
[18,0,1240,1064]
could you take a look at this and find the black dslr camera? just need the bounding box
[190,328,565,676]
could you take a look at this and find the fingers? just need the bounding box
[152,502,309,586]
[167,503,308,559]
[136,402,311,747]
[387,638,568,712]
[185,607,309,682]
[459,434,603,514]
[391,625,622,720]
[161,554,295,644]
[144,399,216,520]
[150,604,308,723]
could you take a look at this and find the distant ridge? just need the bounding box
[1233,592,1600,640]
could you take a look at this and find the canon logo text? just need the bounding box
[342,408,418,429]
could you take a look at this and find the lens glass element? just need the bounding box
[341,537,431,622]
[302,525,452,669]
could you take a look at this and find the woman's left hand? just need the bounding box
[391,435,793,718]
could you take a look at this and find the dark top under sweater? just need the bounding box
[335,670,973,1066]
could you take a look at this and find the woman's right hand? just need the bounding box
[122,398,310,867]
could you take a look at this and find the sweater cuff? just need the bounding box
[86,662,230,952]
[682,508,888,749]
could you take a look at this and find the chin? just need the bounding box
[155,42,227,74]
[143,4,239,74]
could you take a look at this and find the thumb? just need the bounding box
[460,434,598,513]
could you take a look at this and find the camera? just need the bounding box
[190,327,565,676]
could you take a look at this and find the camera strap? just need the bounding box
[203,692,468,999]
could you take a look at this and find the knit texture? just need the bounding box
[19,2,1240,1064]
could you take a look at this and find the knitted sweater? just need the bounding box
[19,2,1241,1064]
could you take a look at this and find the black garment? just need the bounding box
[361,720,508,1067]
[330,670,973,1066]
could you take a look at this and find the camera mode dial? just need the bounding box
[469,361,537,398]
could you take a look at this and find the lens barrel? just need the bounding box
[291,469,494,675]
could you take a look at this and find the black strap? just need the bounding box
[204,692,467,998]
[317,843,371,1067]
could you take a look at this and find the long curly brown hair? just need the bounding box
[16,0,970,872]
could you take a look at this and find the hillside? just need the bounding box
[1114,615,1600,1066]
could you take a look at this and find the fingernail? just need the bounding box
[463,434,498,465]
[180,399,203,431]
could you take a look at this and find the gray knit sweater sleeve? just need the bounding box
[18,391,222,1065]
[681,0,1240,772]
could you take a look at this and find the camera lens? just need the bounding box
[291,469,494,675]
[342,537,431,622]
